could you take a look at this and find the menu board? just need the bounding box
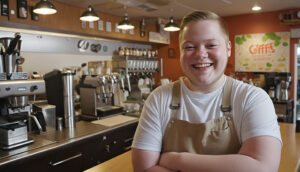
[235,32,290,72]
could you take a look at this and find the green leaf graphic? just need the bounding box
[282,42,288,47]
[274,40,280,47]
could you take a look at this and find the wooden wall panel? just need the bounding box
[0,0,158,43]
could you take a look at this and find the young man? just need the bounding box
[132,11,282,172]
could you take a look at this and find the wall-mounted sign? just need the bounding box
[235,32,290,72]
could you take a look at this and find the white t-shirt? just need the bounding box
[132,76,282,152]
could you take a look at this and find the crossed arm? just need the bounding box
[132,136,282,172]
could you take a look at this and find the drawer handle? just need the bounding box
[124,146,131,151]
[49,153,83,167]
[124,137,133,143]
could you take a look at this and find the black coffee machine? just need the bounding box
[265,72,292,101]
[265,72,293,123]
[265,72,278,101]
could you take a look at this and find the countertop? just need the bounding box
[86,122,300,172]
[0,116,139,166]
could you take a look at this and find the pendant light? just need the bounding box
[33,0,57,15]
[164,16,180,32]
[80,5,99,22]
[117,6,134,30]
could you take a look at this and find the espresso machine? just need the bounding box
[79,73,125,120]
[0,33,46,150]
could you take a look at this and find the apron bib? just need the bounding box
[162,77,241,155]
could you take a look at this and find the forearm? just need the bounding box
[160,152,275,172]
[160,137,281,172]
[179,153,270,172]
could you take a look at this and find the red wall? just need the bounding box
[155,31,183,84]
[158,9,300,96]
[224,9,300,76]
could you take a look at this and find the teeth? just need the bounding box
[194,63,211,68]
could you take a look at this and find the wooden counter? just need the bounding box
[278,123,300,172]
[85,122,300,172]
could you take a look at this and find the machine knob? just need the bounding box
[30,85,38,92]
[105,145,110,153]
[5,87,10,91]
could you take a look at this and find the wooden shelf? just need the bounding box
[280,19,300,25]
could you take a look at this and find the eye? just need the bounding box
[183,45,196,50]
[206,44,217,48]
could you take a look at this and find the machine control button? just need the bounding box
[30,85,38,92]
[5,87,10,91]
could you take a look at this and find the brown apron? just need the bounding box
[162,77,241,155]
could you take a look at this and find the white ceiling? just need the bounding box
[55,0,300,20]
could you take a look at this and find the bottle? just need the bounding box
[296,117,300,133]
[249,78,254,85]
[296,101,300,132]
[140,18,145,37]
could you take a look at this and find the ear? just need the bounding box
[227,41,232,57]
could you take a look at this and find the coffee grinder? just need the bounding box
[44,68,76,128]
[275,72,292,101]
[0,33,45,150]
[265,72,277,101]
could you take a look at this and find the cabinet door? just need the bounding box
[47,143,85,172]
[87,122,138,165]
[0,141,86,172]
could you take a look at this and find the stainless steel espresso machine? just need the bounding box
[112,54,159,101]
[0,34,45,150]
[79,73,125,120]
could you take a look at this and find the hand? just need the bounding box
[159,152,181,171]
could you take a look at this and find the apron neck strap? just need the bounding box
[170,80,181,110]
[169,80,181,121]
[221,76,233,113]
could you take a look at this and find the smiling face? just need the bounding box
[179,20,231,92]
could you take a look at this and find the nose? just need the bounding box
[195,46,208,59]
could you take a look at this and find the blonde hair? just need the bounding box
[179,11,229,43]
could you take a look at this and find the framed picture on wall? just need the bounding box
[168,48,175,58]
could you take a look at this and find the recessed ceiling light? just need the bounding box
[222,0,232,4]
[252,5,261,11]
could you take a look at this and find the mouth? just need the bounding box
[192,63,213,69]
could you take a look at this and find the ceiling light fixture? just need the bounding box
[164,17,180,32]
[117,6,134,30]
[33,0,57,15]
[252,4,262,11]
[80,5,99,22]
[117,15,135,30]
